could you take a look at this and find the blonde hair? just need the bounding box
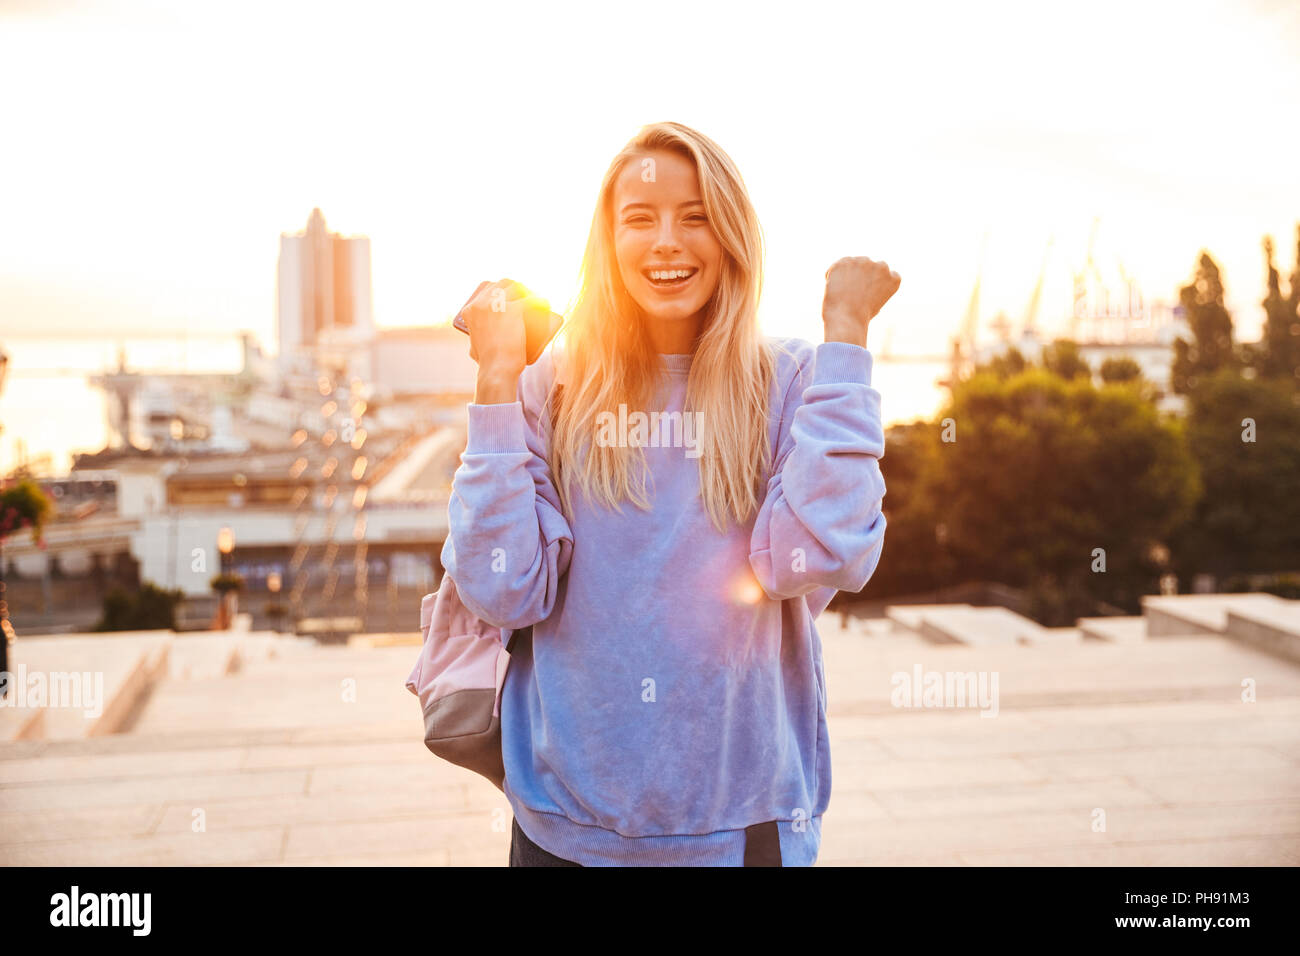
[546,121,787,534]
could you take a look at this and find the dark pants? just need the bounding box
[509,817,582,866]
[508,816,784,866]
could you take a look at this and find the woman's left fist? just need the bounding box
[822,256,901,347]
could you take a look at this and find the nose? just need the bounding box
[651,219,683,255]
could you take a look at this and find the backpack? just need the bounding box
[404,383,562,790]
[403,574,525,792]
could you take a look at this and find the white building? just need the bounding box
[276,208,375,368]
[368,325,478,397]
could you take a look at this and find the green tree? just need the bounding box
[1172,252,1239,394]
[0,478,53,544]
[1168,367,1300,580]
[1253,228,1300,383]
[1041,339,1091,381]
[855,367,1200,623]
[95,582,183,632]
[974,346,1029,380]
[860,420,953,599]
[1,479,54,664]
[925,368,1199,623]
[1099,355,1143,384]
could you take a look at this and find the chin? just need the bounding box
[639,303,705,323]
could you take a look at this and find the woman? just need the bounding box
[446,120,899,866]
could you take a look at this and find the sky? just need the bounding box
[1,0,1298,358]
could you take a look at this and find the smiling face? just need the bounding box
[611,148,724,347]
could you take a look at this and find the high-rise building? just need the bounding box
[277,208,374,367]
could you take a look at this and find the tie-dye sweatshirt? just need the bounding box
[440,337,887,866]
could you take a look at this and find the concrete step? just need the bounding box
[915,606,1054,647]
[816,630,1300,713]
[1078,616,1147,643]
[1,631,339,742]
[127,646,421,736]
[884,605,1068,647]
[1141,594,1300,666]
[166,632,320,680]
[5,599,1299,867]
[885,604,973,635]
[1141,593,1293,636]
[0,633,171,742]
[1020,626,1084,647]
[816,615,935,651]
[1225,602,1300,665]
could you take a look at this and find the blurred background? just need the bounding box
[0,0,1297,867]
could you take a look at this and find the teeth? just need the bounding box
[649,269,694,280]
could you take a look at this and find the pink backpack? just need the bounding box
[404,572,526,792]
[407,382,563,790]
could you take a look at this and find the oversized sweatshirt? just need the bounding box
[440,337,887,866]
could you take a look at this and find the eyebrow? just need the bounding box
[619,200,705,214]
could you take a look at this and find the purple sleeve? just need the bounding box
[749,341,888,601]
[440,362,574,630]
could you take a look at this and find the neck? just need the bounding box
[644,311,704,354]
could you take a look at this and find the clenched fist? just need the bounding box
[463,278,533,373]
[822,256,901,348]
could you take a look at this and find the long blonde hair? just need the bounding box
[546,121,785,534]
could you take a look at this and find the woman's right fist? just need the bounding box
[462,278,530,379]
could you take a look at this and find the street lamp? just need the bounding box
[266,571,283,633]
[216,526,236,630]
[217,526,235,573]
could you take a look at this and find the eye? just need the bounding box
[623,216,651,225]
[687,214,708,223]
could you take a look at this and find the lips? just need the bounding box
[642,266,699,291]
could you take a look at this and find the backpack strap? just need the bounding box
[505,382,564,652]
[505,625,530,654]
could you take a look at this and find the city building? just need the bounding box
[277,208,375,369]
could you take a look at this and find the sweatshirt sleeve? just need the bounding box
[440,358,574,631]
[749,340,887,601]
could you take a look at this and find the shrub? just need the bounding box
[95,582,183,632]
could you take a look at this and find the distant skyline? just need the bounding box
[2,0,1299,357]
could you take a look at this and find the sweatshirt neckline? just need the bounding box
[656,352,693,374]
